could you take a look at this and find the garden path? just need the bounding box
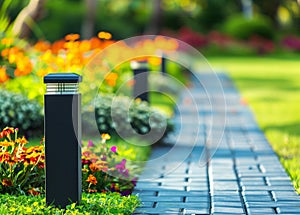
[133,72,300,215]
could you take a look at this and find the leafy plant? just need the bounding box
[0,90,43,136]
[0,127,45,195]
[0,192,140,215]
[82,134,137,196]
[223,14,274,40]
[83,94,174,142]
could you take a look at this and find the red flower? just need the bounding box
[87,188,98,193]
[2,178,13,187]
[28,188,40,196]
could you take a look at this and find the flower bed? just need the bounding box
[0,127,142,196]
[0,127,149,213]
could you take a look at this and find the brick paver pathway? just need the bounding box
[133,73,300,214]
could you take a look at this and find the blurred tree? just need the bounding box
[253,0,281,27]
[195,0,239,32]
[81,0,97,39]
[144,0,162,34]
[12,0,46,38]
[241,0,253,19]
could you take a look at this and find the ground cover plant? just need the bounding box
[0,192,140,215]
[208,54,300,193]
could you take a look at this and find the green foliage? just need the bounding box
[4,75,45,105]
[38,0,85,41]
[195,0,229,31]
[0,90,43,136]
[0,0,14,35]
[83,94,174,142]
[223,14,274,40]
[0,192,140,214]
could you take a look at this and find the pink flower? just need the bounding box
[115,159,129,177]
[87,140,94,148]
[110,146,117,153]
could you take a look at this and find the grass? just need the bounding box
[150,92,177,117]
[207,54,300,193]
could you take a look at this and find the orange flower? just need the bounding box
[89,161,108,172]
[0,151,10,162]
[1,48,10,57]
[0,140,14,147]
[1,127,15,137]
[2,178,13,187]
[105,72,118,87]
[89,37,102,49]
[28,188,40,196]
[65,33,80,41]
[89,163,101,173]
[79,40,91,52]
[0,66,9,83]
[87,188,97,193]
[16,136,28,145]
[86,174,97,185]
[101,133,111,141]
[15,56,33,76]
[34,40,51,52]
[51,39,65,54]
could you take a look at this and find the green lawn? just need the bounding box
[207,54,300,193]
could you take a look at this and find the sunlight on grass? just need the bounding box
[150,92,177,117]
[208,55,300,193]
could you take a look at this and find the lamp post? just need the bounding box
[44,73,82,208]
[130,60,149,102]
[161,53,166,76]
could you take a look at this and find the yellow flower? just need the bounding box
[10,208,17,212]
[71,202,76,209]
[1,38,13,46]
[98,31,112,40]
[16,136,28,145]
[39,50,53,63]
[0,140,14,147]
[101,133,111,141]
[25,207,32,213]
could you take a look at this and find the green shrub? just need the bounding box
[149,73,182,96]
[0,90,43,136]
[223,14,274,40]
[82,94,174,142]
[0,192,140,214]
[82,135,138,196]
